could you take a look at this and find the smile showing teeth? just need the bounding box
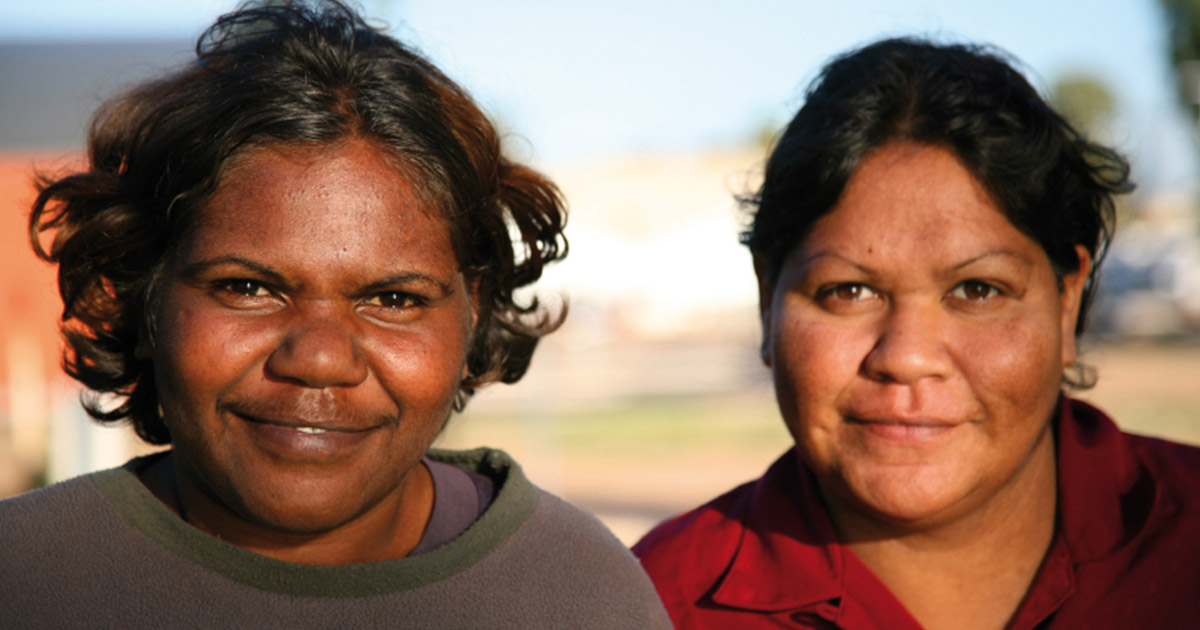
[241,413,374,457]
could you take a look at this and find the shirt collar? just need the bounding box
[1054,396,1156,562]
[1007,396,1155,628]
[710,449,843,612]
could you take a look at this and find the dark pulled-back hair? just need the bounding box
[742,37,1132,341]
[29,0,567,444]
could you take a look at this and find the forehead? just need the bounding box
[806,143,1029,251]
[211,140,416,212]
[179,140,458,273]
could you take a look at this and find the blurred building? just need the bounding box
[0,152,132,497]
[0,40,190,497]
[476,146,770,413]
[1092,191,1200,337]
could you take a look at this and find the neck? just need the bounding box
[139,452,434,565]
[830,428,1057,630]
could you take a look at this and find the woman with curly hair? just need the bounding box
[0,2,669,627]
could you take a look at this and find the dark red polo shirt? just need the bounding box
[633,398,1200,629]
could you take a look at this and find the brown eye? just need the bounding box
[832,283,875,301]
[815,283,881,313]
[951,281,999,301]
[365,291,420,309]
[218,279,270,297]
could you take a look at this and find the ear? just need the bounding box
[753,253,775,367]
[1058,244,1092,367]
[461,276,482,381]
[467,275,482,330]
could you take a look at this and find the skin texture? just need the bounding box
[756,141,1089,629]
[138,139,476,565]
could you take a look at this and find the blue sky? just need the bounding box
[2,0,1195,191]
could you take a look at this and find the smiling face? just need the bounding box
[758,141,1088,533]
[145,139,475,553]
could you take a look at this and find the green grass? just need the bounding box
[441,392,791,458]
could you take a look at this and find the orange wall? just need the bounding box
[0,151,77,389]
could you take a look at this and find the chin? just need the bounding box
[215,471,380,535]
[832,463,980,528]
[238,494,368,536]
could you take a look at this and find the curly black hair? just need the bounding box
[29,0,567,444]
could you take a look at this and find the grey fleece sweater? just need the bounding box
[0,447,671,629]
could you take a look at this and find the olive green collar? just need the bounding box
[90,447,537,597]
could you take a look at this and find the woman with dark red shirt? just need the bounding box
[634,38,1200,630]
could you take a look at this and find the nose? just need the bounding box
[860,301,952,385]
[265,308,368,388]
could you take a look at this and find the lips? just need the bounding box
[237,411,373,434]
[226,406,382,458]
[848,418,957,443]
[842,402,968,443]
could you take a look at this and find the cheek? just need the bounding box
[952,312,1063,409]
[156,307,262,380]
[150,303,282,439]
[771,311,871,431]
[368,322,472,409]
[154,307,217,391]
[150,309,225,443]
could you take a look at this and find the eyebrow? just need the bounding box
[798,252,872,274]
[800,250,1033,274]
[949,250,1034,272]
[180,256,285,284]
[180,255,454,295]
[360,273,454,297]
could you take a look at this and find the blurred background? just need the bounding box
[2,0,1199,543]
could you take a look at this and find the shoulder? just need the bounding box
[631,475,757,618]
[428,447,673,628]
[516,490,673,627]
[1124,432,1200,509]
[521,489,653,576]
[1052,403,1200,627]
[634,478,753,567]
[0,468,143,625]
[634,451,808,581]
[1125,430,1200,468]
[430,445,662,553]
[0,473,109,538]
[0,459,177,567]
[632,451,827,627]
[1066,398,1200,503]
